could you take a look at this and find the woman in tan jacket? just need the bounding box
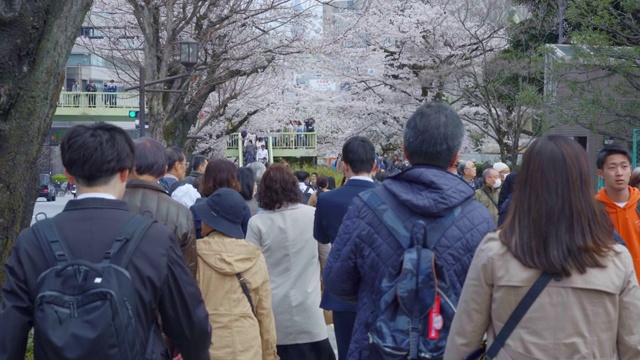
[445,136,640,359]
[192,188,279,360]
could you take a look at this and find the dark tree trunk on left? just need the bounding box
[0,0,93,287]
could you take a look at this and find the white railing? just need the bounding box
[57,91,139,109]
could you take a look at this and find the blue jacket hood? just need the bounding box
[383,166,475,217]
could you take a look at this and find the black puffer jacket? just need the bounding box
[123,179,197,277]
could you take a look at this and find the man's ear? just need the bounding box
[447,150,461,169]
[119,169,130,183]
[597,169,604,179]
[63,168,75,185]
[402,144,410,164]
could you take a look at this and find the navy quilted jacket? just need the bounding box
[323,165,495,359]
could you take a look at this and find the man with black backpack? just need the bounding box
[0,123,211,360]
[323,103,495,359]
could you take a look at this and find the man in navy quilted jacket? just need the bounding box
[323,102,495,359]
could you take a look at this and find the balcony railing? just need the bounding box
[225,132,317,166]
[57,91,139,109]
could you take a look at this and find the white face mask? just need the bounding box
[492,179,502,189]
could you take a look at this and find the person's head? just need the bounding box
[403,102,464,169]
[131,137,167,179]
[482,168,500,189]
[192,188,245,239]
[342,136,376,177]
[294,170,310,183]
[327,176,336,190]
[462,161,477,180]
[190,155,207,174]
[316,175,329,190]
[199,158,240,197]
[501,135,615,277]
[597,144,632,192]
[166,146,187,180]
[493,162,510,181]
[246,161,266,184]
[311,172,318,183]
[258,164,301,210]
[630,167,640,188]
[237,167,256,200]
[261,144,265,150]
[60,123,134,198]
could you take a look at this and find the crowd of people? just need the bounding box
[2,101,640,359]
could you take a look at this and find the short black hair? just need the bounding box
[403,102,464,169]
[294,170,310,182]
[191,155,207,171]
[342,136,375,174]
[596,144,631,169]
[133,137,167,179]
[166,146,185,171]
[237,167,255,200]
[60,123,134,187]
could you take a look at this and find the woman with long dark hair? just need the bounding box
[445,136,640,358]
[245,164,335,360]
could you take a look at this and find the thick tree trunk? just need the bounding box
[0,0,93,287]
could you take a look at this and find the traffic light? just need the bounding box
[128,110,139,118]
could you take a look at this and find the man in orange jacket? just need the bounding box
[595,144,640,281]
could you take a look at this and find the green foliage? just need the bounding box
[25,330,34,360]
[51,174,67,183]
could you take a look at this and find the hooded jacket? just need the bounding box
[196,232,278,360]
[595,186,640,281]
[324,166,495,359]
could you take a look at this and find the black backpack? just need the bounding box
[301,184,313,204]
[359,190,467,360]
[31,215,155,360]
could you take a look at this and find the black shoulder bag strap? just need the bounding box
[105,215,155,267]
[485,272,555,359]
[358,189,467,249]
[236,273,256,316]
[482,188,499,210]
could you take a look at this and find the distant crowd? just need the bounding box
[3,101,640,360]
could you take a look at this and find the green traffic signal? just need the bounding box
[128,110,139,118]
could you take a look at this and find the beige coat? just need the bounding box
[196,232,279,360]
[445,231,640,360]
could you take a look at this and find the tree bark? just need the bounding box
[0,0,93,287]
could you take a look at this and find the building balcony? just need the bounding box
[55,91,139,120]
[226,132,318,165]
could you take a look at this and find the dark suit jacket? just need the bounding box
[0,198,211,360]
[314,178,376,311]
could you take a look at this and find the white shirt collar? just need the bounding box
[349,175,374,183]
[76,193,117,200]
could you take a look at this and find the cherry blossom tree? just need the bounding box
[80,0,321,146]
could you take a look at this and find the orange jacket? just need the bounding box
[595,186,640,281]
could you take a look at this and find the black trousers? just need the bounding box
[333,311,356,360]
[277,338,336,360]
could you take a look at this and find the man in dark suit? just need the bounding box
[0,123,211,359]
[314,136,376,360]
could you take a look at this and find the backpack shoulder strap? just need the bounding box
[359,190,410,248]
[104,215,155,267]
[32,219,71,266]
[359,189,470,249]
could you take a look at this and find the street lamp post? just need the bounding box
[127,38,199,137]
